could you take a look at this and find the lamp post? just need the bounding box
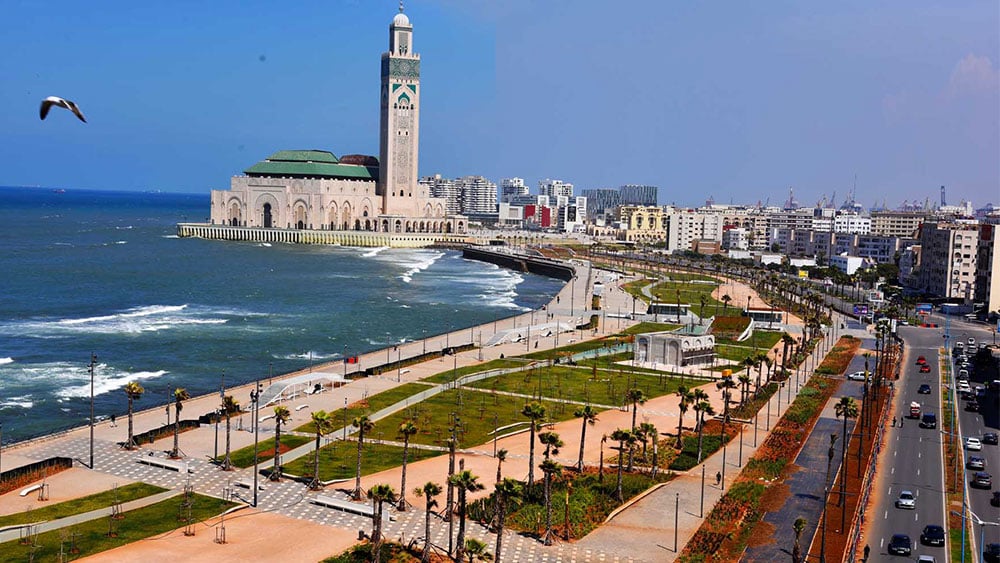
[422,329,427,355]
[215,369,225,462]
[251,378,261,507]
[89,352,97,469]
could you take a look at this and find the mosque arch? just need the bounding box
[292,200,308,229]
[424,203,432,217]
[445,222,452,234]
[327,202,339,230]
[341,202,352,231]
[253,193,279,228]
[354,219,361,230]
[364,219,371,231]
[457,221,465,233]
[227,199,243,227]
[381,219,389,232]
[394,219,402,233]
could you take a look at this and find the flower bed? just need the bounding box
[813,336,861,375]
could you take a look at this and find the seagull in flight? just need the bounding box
[39,96,87,123]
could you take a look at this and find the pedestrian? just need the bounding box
[892,416,896,427]
[863,543,870,561]
[110,414,117,427]
[716,471,722,486]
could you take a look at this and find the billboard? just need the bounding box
[916,303,933,315]
[853,304,869,315]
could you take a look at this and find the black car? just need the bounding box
[889,534,912,555]
[984,433,999,445]
[985,543,1000,563]
[966,400,980,412]
[918,384,932,394]
[992,491,1000,507]
[920,524,946,546]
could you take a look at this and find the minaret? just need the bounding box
[378,2,421,217]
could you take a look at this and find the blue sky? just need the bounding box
[1,1,996,208]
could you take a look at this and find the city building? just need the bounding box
[975,224,1000,314]
[830,254,870,275]
[619,184,658,207]
[202,7,466,240]
[917,222,980,300]
[870,211,925,238]
[722,227,749,251]
[581,188,622,219]
[539,179,574,199]
[500,177,528,203]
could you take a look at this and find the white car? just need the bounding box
[968,337,976,346]
[958,381,972,393]
[847,371,867,381]
[966,437,983,451]
[896,490,916,509]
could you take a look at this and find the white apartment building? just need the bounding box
[834,213,871,234]
[539,179,574,199]
[420,174,461,215]
[456,175,497,214]
[871,212,925,238]
[975,224,1000,314]
[500,177,528,203]
[722,227,749,250]
[917,222,979,300]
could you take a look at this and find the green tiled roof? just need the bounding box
[244,150,378,180]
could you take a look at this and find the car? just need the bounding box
[919,364,931,373]
[968,456,986,470]
[984,433,998,445]
[972,471,993,489]
[958,369,970,380]
[896,490,916,509]
[918,384,932,394]
[966,400,980,412]
[967,437,983,451]
[920,524,946,546]
[918,556,937,563]
[976,386,987,398]
[847,371,867,381]
[920,412,937,428]
[889,534,912,556]
[992,491,1000,507]
[969,337,976,346]
[916,356,927,365]
[985,543,1000,563]
[958,381,972,393]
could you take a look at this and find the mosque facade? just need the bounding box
[199,7,467,241]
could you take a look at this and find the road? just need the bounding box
[866,324,948,562]
[943,315,1000,562]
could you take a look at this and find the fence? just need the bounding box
[0,457,74,495]
[129,420,201,446]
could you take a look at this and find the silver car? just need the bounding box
[896,490,916,509]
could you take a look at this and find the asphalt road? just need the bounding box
[866,324,948,562]
[943,315,1000,561]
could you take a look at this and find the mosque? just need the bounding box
[181,6,469,246]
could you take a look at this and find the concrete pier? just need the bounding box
[176,223,476,248]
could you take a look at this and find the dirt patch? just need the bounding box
[747,519,776,549]
[257,442,295,459]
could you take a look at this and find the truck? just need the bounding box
[909,402,921,418]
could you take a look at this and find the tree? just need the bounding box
[716,375,737,423]
[449,470,484,562]
[781,332,797,375]
[366,484,396,563]
[675,385,692,449]
[694,400,715,464]
[492,478,522,562]
[352,415,375,500]
[169,387,190,458]
[699,294,708,324]
[271,405,291,480]
[598,434,607,482]
[540,458,563,545]
[639,422,659,476]
[573,405,599,471]
[308,410,333,489]
[834,397,858,509]
[495,448,507,484]
[538,431,563,461]
[414,481,442,563]
[521,402,547,487]
[722,293,732,314]
[737,373,752,407]
[624,388,647,470]
[397,420,419,510]
[221,395,240,470]
[610,428,632,501]
[464,538,493,562]
[792,516,807,563]
[123,381,144,450]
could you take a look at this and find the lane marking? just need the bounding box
[917,468,921,476]
[891,467,895,475]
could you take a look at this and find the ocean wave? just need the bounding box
[0,357,13,365]
[0,304,245,336]
[0,361,168,400]
[56,367,168,399]
[361,246,389,258]
[0,396,33,409]
[161,235,180,239]
[277,351,343,361]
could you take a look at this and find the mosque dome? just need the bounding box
[393,12,410,26]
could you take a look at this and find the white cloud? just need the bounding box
[947,53,1000,99]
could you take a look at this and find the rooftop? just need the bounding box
[244,150,379,181]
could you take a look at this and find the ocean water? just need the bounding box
[0,187,564,442]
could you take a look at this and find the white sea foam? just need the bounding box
[161,235,180,239]
[278,351,342,361]
[114,240,128,245]
[0,396,33,409]
[1,304,238,336]
[361,246,389,258]
[56,367,168,399]
[0,357,13,365]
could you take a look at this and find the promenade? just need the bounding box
[0,256,830,562]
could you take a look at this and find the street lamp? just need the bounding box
[250,378,262,507]
[89,352,97,469]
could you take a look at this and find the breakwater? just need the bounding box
[176,223,476,248]
[462,247,575,281]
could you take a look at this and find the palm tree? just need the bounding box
[737,373,752,407]
[834,397,858,507]
[695,400,715,464]
[366,484,396,563]
[464,538,493,562]
[699,294,708,324]
[538,431,563,461]
[573,405,599,471]
[352,415,375,500]
[123,381,144,450]
[625,388,647,470]
[221,395,240,470]
[722,293,732,314]
[521,402,547,487]
[675,288,682,323]
[271,405,291,480]
[397,420,419,510]
[675,385,691,449]
[792,516,807,563]
[169,387,190,458]
[610,428,631,501]
[598,434,607,482]
[495,448,507,483]
[639,422,659,475]
[414,481,442,563]
[308,410,333,489]
[492,478,523,562]
[781,332,797,375]
[716,375,737,423]
[540,458,562,545]
[449,470,484,562]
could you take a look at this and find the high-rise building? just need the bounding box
[500,178,528,203]
[975,225,1000,314]
[581,188,622,218]
[457,176,497,214]
[917,222,979,300]
[419,175,460,214]
[539,179,574,199]
[620,184,658,207]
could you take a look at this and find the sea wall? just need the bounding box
[461,246,575,281]
[176,223,475,248]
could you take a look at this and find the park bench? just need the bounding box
[310,495,394,521]
[136,456,190,473]
[295,404,309,411]
[234,479,265,491]
[18,485,42,497]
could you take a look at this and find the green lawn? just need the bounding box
[282,439,440,482]
[522,339,617,361]
[714,331,783,350]
[0,493,235,562]
[422,358,529,384]
[466,365,692,407]
[650,279,724,313]
[622,322,683,335]
[374,389,580,449]
[0,483,166,528]
[217,434,312,468]
[293,382,432,433]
